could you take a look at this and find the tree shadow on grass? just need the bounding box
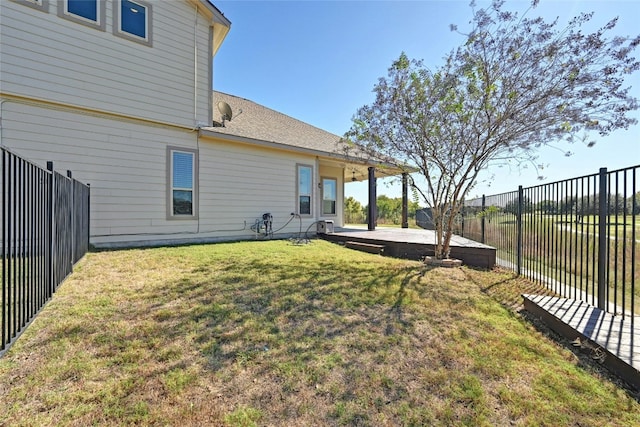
[144,253,434,424]
[387,267,430,334]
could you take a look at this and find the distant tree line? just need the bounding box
[466,192,640,220]
[537,193,640,216]
[344,196,421,225]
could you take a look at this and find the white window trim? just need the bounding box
[10,0,48,12]
[58,0,106,31]
[297,164,313,217]
[321,177,338,216]
[167,146,199,220]
[113,0,153,47]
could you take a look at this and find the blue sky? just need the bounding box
[213,0,640,205]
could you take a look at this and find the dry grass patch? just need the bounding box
[0,240,638,426]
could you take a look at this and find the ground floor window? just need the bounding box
[167,147,198,218]
[322,177,337,215]
[297,164,313,215]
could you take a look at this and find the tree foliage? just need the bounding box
[504,196,533,217]
[343,196,421,225]
[344,196,366,224]
[345,0,639,258]
[374,195,421,224]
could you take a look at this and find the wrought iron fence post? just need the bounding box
[481,195,486,244]
[87,183,91,253]
[46,162,54,296]
[67,170,74,273]
[597,167,608,310]
[1,149,6,351]
[517,186,523,276]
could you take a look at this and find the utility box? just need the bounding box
[317,220,334,234]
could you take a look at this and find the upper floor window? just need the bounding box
[68,0,97,21]
[58,0,106,30]
[9,0,48,12]
[297,165,313,216]
[114,0,152,46]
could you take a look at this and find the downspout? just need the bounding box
[193,5,201,235]
[193,4,199,128]
[192,3,200,234]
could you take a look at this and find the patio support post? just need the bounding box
[481,195,486,244]
[368,167,376,231]
[401,172,408,228]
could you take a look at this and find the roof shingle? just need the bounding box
[206,91,347,156]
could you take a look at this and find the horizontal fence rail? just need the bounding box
[1,147,90,356]
[460,165,639,318]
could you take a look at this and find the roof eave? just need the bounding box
[193,1,231,55]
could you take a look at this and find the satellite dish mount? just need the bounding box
[217,101,233,127]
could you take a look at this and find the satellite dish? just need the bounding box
[217,101,233,122]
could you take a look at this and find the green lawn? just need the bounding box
[0,240,638,426]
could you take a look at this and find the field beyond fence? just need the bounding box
[459,165,639,318]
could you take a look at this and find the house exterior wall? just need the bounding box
[1,0,213,128]
[197,136,345,239]
[1,101,198,243]
[1,0,347,248]
[2,102,345,246]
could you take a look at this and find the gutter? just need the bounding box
[0,93,198,132]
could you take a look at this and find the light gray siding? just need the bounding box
[1,0,213,127]
[2,101,343,246]
[1,101,199,243]
[197,136,328,236]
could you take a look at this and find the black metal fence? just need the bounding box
[459,165,639,318]
[1,147,90,356]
